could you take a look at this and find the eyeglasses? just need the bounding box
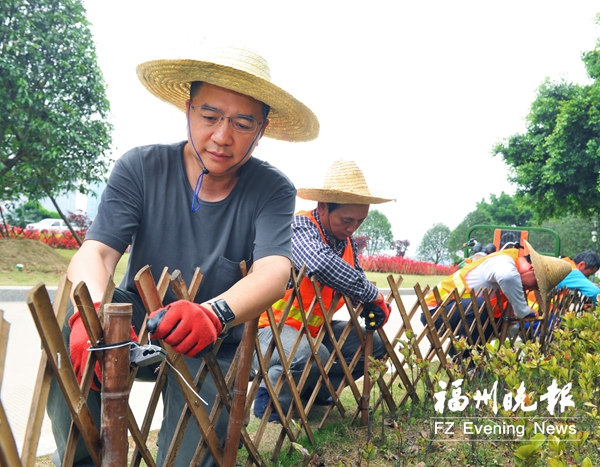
[190,104,263,134]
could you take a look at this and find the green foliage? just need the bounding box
[4,201,58,227]
[355,209,393,255]
[0,0,112,203]
[430,306,600,467]
[483,192,535,227]
[391,239,410,257]
[249,294,600,466]
[447,205,493,259]
[513,433,544,466]
[492,16,600,221]
[541,216,599,257]
[447,191,599,259]
[291,442,314,466]
[447,192,534,258]
[416,222,451,264]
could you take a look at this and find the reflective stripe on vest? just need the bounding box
[527,290,541,313]
[425,248,520,318]
[258,210,355,337]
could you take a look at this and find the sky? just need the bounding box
[83,1,600,257]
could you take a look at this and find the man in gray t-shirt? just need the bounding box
[47,46,319,467]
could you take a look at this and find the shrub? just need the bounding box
[1,224,83,249]
[359,254,457,275]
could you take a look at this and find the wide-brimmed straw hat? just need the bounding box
[136,46,319,142]
[524,240,571,311]
[297,160,395,204]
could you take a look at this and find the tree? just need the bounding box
[482,193,534,228]
[447,192,534,259]
[540,216,598,257]
[417,223,451,264]
[3,201,59,228]
[492,15,600,221]
[0,1,112,219]
[67,209,93,232]
[355,209,393,255]
[446,192,598,260]
[354,235,369,255]
[391,239,410,257]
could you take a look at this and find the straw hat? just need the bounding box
[297,160,395,204]
[524,240,571,311]
[136,46,319,142]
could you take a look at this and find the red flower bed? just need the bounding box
[1,225,84,250]
[359,254,457,276]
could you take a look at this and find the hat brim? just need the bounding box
[297,188,395,205]
[529,247,551,309]
[526,240,571,313]
[136,59,319,142]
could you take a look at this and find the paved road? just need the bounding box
[0,287,422,458]
[0,299,163,458]
[0,286,56,302]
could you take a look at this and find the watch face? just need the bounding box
[211,300,235,337]
[213,300,235,326]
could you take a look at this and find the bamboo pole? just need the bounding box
[101,303,132,467]
[360,330,373,426]
[222,317,259,467]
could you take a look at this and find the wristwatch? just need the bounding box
[208,299,236,336]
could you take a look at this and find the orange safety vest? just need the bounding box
[526,290,541,313]
[425,248,520,318]
[258,210,355,338]
[562,257,577,270]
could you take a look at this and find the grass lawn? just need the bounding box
[365,271,445,289]
[56,249,130,285]
[0,240,446,290]
[0,258,443,290]
[0,245,129,287]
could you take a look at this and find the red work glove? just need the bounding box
[69,302,138,391]
[147,300,222,358]
[361,293,391,330]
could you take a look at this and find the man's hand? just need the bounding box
[69,302,138,391]
[147,300,223,358]
[528,310,540,319]
[361,292,391,330]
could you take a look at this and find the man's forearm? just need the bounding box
[67,240,121,302]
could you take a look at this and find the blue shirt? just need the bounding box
[557,269,600,304]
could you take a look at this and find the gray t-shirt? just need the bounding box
[87,141,296,305]
[465,254,532,318]
[84,141,295,466]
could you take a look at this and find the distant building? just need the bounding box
[39,193,77,216]
[40,181,107,220]
[84,181,107,219]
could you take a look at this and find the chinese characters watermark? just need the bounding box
[433,378,574,415]
[431,379,577,440]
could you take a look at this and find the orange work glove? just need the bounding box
[147,300,222,358]
[69,302,138,391]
